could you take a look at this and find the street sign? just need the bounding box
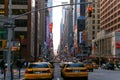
[0,16,14,28]
[10,41,20,51]
[0,16,9,28]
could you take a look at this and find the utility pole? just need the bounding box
[6,0,13,80]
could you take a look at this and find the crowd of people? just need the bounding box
[0,59,29,74]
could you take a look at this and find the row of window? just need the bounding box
[0,9,4,15]
[0,9,28,15]
[101,0,119,10]
[12,0,28,5]
[92,9,100,13]
[12,9,28,15]
[0,29,7,39]
[0,0,28,5]
[101,4,120,21]
[15,19,27,27]
[103,24,120,33]
[101,9,120,26]
[14,31,27,39]
[0,0,4,4]
[92,14,100,19]
[92,25,100,30]
[101,16,120,30]
[92,20,100,24]
[86,19,100,25]
[0,27,27,39]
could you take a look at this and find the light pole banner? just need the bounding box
[46,16,50,48]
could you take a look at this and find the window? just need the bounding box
[92,14,95,18]
[28,64,49,68]
[118,11,120,15]
[15,19,27,27]
[14,31,27,39]
[92,26,95,29]
[118,24,120,28]
[0,0,4,4]
[97,20,100,24]
[97,15,100,18]
[92,20,95,24]
[97,9,100,13]
[0,29,8,39]
[12,9,28,15]
[0,9,4,15]
[118,18,120,21]
[92,31,95,35]
[93,9,95,13]
[66,63,84,68]
[12,0,27,5]
[97,26,100,30]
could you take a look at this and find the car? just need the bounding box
[83,61,94,72]
[92,62,99,69]
[105,62,114,70]
[61,62,88,80]
[24,62,54,80]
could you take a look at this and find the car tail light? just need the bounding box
[46,70,51,73]
[25,70,29,73]
[25,70,33,73]
[65,69,70,72]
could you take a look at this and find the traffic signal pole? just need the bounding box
[5,0,13,80]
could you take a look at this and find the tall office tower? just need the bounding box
[94,0,120,58]
[86,0,100,47]
[100,0,120,32]
[0,0,32,61]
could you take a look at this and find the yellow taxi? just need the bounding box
[61,62,88,80]
[24,62,54,80]
[83,61,94,72]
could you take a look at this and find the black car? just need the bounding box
[105,62,114,70]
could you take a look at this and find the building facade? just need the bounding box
[0,0,49,61]
[0,0,32,61]
[92,0,120,59]
[85,0,100,48]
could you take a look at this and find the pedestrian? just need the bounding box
[16,60,22,70]
[0,60,5,74]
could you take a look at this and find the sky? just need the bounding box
[52,0,69,51]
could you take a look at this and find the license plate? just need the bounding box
[34,71,42,74]
[73,70,79,72]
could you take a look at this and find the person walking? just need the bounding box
[0,59,5,74]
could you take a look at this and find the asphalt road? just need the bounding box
[53,62,120,80]
[0,63,120,80]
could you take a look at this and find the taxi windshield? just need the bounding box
[28,63,49,68]
[66,63,84,68]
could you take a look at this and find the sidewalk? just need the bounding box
[0,68,25,80]
[96,67,120,71]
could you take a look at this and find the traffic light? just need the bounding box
[88,6,92,17]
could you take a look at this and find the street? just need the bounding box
[53,63,120,80]
[0,62,120,80]
[89,69,120,80]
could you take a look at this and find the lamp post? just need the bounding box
[5,0,14,80]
